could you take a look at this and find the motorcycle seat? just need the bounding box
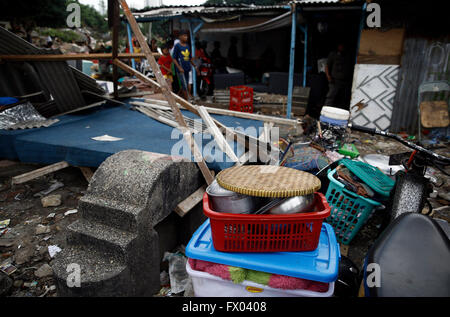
[364,212,450,297]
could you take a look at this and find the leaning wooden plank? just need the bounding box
[196,106,300,126]
[136,106,179,129]
[136,106,203,134]
[118,0,214,185]
[11,161,69,185]
[174,185,206,217]
[143,98,300,126]
[79,167,94,182]
[198,106,239,163]
[131,101,172,111]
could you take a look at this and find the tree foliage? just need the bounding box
[0,0,108,32]
[205,0,287,5]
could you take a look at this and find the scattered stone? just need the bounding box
[41,194,62,208]
[35,225,51,235]
[13,279,23,288]
[0,239,15,247]
[15,246,34,265]
[437,191,450,202]
[34,264,53,278]
[47,213,56,219]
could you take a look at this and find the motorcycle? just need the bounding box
[197,56,213,97]
[320,124,450,297]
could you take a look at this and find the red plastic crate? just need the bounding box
[229,85,254,113]
[203,192,331,252]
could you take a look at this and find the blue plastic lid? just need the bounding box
[320,115,348,127]
[185,220,340,283]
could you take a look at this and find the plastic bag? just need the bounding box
[163,249,189,295]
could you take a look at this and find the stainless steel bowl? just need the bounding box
[268,194,315,215]
[206,180,263,214]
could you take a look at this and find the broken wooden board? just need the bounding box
[11,161,69,185]
[420,100,449,128]
[198,106,239,163]
[174,185,206,217]
[79,167,94,183]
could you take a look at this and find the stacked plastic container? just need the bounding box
[185,191,341,297]
[229,85,254,113]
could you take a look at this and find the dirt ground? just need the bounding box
[0,127,449,297]
[0,164,87,297]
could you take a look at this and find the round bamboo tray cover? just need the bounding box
[216,165,321,198]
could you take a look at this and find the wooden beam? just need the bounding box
[142,97,301,126]
[112,0,119,99]
[117,0,214,185]
[0,53,154,62]
[79,167,94,182]
[174,185,206,217]
[11,161,69,185]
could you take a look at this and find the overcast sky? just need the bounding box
[79,0,207,12]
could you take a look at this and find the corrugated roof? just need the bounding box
[0,27,105,117]
[132,4,289,19]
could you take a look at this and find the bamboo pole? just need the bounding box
[117,0,214,185]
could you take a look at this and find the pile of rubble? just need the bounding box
[0,163,87,297]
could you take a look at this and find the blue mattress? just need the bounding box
[0,99,263,171]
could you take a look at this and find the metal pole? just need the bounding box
[303,23,308,87]
[189,22,196,98]
[112,0,119,99]
[287,4,297,119]
[127,22,136,69]
[189,20,204,98]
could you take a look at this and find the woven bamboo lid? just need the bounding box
[216,165,321,198]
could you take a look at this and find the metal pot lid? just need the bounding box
[206,179,237,197]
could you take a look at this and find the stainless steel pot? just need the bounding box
[206,180,263,214]
[268,194,315,215]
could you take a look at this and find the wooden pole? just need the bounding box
[0,53,154,62]
[116,0,214,185]
[112,0,119,99]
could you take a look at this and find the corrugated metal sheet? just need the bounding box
[132,4,289,19]
[0,27,105,117]
[390,37,450,133]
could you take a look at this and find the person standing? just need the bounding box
[324,42,353,109]
[158,44,174,89]
[172,30,199,100]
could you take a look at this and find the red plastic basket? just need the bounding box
[229,85,254,113]
[203,192,331,252]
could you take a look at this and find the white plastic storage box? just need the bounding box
[185,220,340,297]
[186,261,335,297]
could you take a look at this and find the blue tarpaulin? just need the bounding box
[0,100,264,171]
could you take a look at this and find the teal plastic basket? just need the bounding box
[325,168,382,245]
[340,159,395,199]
